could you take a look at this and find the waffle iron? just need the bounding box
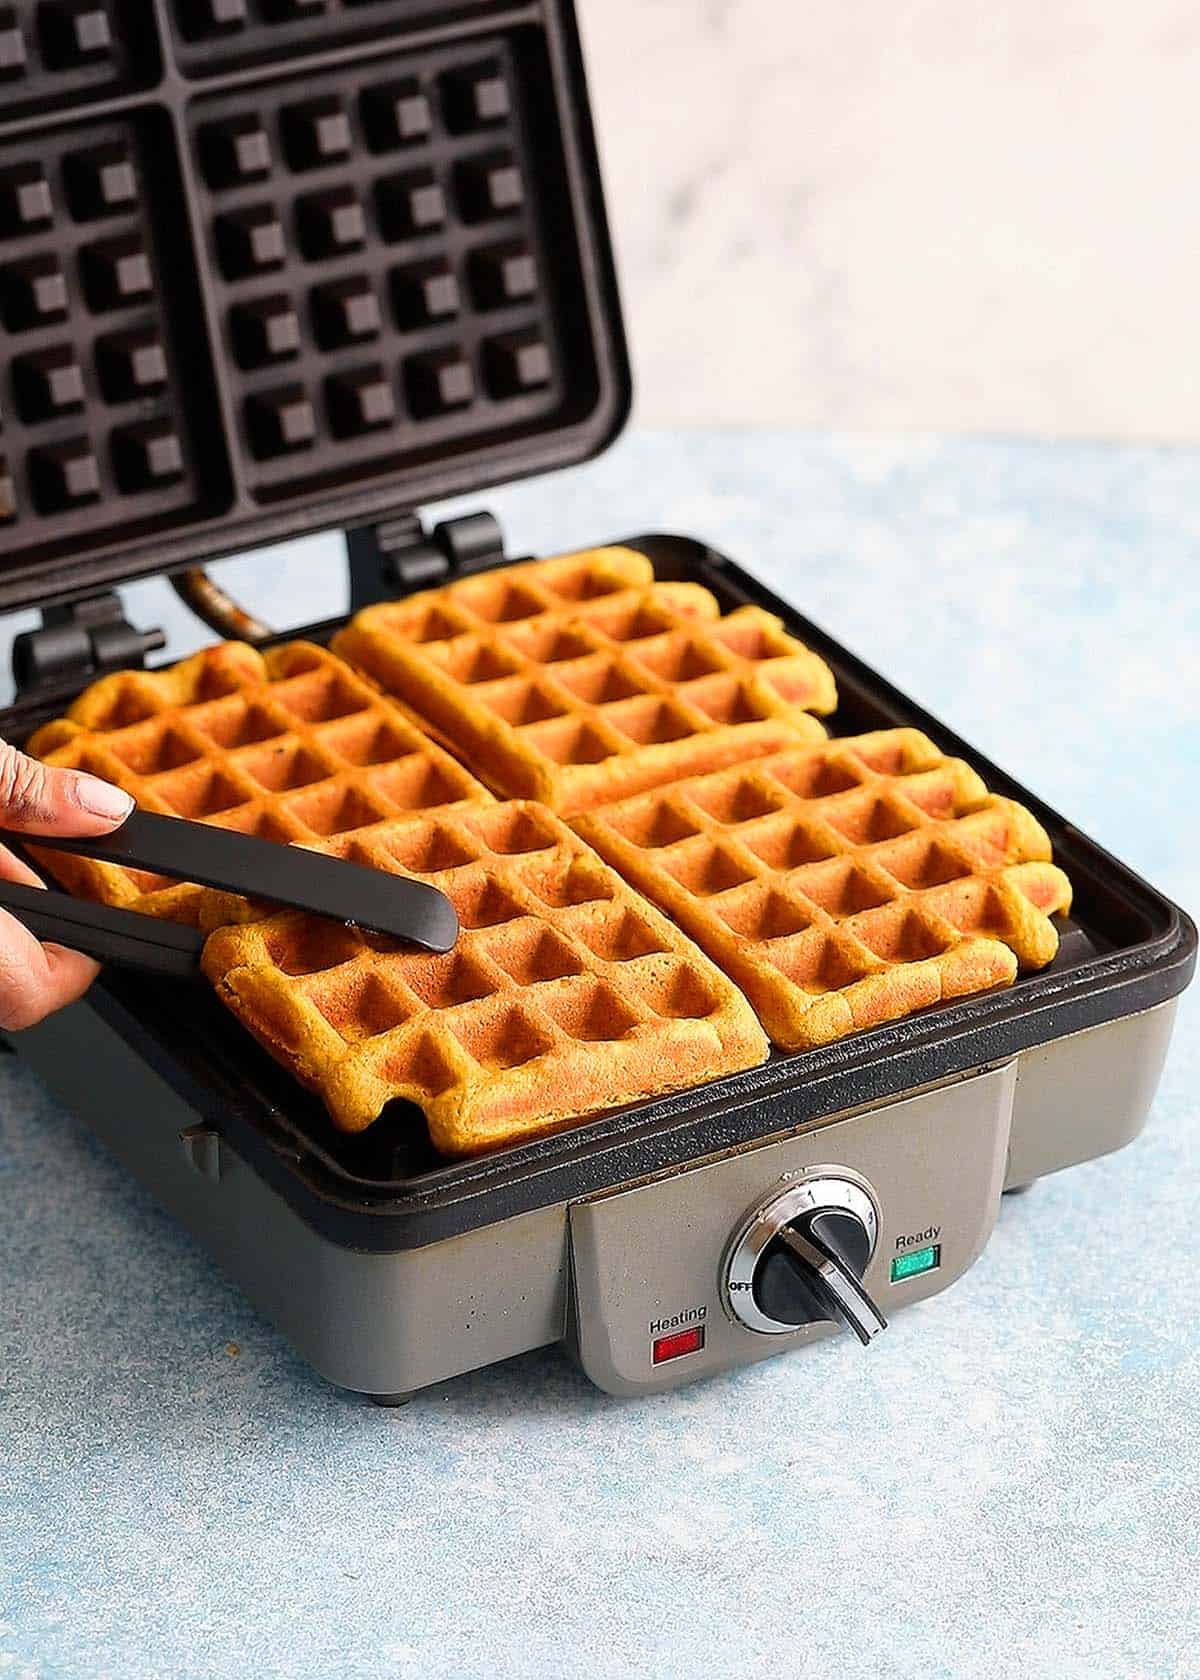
[1,0,1194,1400]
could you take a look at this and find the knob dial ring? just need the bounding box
[725,1173,879,1335]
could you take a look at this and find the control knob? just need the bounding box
[725,1174,887,1345]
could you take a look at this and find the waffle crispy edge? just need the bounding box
[331,546,835,815]
[26,639,493,924]
[199,801,770,1154]
[573,728,1074,1050]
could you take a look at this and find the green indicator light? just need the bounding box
[890,1244,941,1283]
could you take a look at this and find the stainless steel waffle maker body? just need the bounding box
[1,1,1193,1400]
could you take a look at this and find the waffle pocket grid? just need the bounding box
[573,727,1075,1050]
[333,546,838,815]
[0,0,146,124]
[199,800,770,1151]
[0,117,205,554]
[191,38,562,494]
[26,639,493,923]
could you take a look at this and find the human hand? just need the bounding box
[0,738,133,1030]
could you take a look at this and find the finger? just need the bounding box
[0,839,48,889]
[40,944,101,1009]
[0,908,99,1031]
[0,737,133,838]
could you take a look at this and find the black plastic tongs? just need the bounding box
[0,809,459,979]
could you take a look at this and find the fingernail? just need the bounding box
[76,776,134,822]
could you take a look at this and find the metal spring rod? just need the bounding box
[169,566,274,644]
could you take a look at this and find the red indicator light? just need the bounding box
[652,1325,705,1364]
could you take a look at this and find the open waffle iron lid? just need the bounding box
[0,0,630,612]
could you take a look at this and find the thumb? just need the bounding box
[0,738,134,837]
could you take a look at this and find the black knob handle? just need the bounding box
[753,1206,887,1345]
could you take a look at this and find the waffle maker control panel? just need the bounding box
[568,1059,1016,1395]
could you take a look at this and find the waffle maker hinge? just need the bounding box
[6,507,506,704]
[346,509,507,610]
[10,592,166,704]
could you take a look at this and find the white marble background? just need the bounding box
[576,0,1200,437]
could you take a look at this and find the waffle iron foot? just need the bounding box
[368,1391,417,1408]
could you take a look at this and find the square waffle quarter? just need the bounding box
[27,639,492,924]
[199,800,769,1153]
[0,116,214,558]
[188,38,564,497]
[333,547,836,815]
[573,728,1074,1051]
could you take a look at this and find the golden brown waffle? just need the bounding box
[573,728,1073,1051]
[332,546,836,816]
[26,641,492,926]
[199,801,769,1154]
[22,551,1077,1156]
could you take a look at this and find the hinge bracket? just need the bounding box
[11,591,166,702]
[346,509,507,610]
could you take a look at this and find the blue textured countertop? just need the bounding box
[2,429,1197,1680]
